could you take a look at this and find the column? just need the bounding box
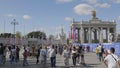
[77,28,80,43]
[114,27,117,42]
[88,27,91,43]
[84,28,87,43]
[94,29,97,43]
[106,28,108,42]
[98,29,100,43]
[80,27,84,44]
[100,27,103,43]
[107,27,110,43]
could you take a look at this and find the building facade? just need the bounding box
[71,10,116,44]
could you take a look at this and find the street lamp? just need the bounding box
[11,19,18,45]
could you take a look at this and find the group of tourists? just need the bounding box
[95,44,120,68]
[0,43,20,65]
[0,43,87,68]
[95,44,105,62]
[62,45,86,68]
[1,42,120,68]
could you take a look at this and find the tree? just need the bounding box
[16,31,21,39]
[27,31,46,40]
[67,38,69,45]
[0,33,14,38]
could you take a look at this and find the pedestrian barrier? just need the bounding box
[72,42,120,56]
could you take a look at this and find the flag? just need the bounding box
[70,26,72,39]
[68,31,71,39]
[72,27,75,39]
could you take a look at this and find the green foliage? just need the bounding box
[16,31,21,39]
[0,33,14,38]
[67,38,69,45]
[27,31,46,40]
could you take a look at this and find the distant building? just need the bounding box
[59,26,66,44]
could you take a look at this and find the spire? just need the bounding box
[61,26,64,36]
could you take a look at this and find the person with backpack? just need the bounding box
[104,47,120,68]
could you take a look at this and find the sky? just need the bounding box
[0,0,120,37]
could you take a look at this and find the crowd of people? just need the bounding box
[0,43,87,68]
[0,43,20,65]
[0,43,120,68]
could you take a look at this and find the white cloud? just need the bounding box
[5,14,16,17]
[74,4,94,15]
[86,0,98,4]
[56,0,73,3]
[65,17,73,21]
[95,3,111,8]
[112,0,120,3]
[23,15,31,20]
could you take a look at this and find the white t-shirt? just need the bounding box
[48,48,56,57]
[63,50,70,58]
[72,50,76,54]
[104,54,119,68]
[98,46,102,53]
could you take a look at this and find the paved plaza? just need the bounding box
[0,49,107,68]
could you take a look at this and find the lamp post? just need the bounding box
[11,19,18,45]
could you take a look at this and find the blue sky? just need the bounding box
[0,0,120,37]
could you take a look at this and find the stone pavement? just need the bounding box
[0,51,107,68]
[56,52,106,68]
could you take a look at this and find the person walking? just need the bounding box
[98,44,102,62]
[63,46,70,68]
[95,46,99,58]
[23,49,29,66]
[15,46,20,62]
[104,47,120,68]
[9,45,16,64]
[76,46,81,66]
[35,46,40,64]
[48,45,56,68]
[80,45,86,66]
[0,43,4,65]
[40,46,47,64]
[72,46,77,66]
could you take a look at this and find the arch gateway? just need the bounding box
[71,10,116,44]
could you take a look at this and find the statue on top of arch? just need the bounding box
[91,10,96,18]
